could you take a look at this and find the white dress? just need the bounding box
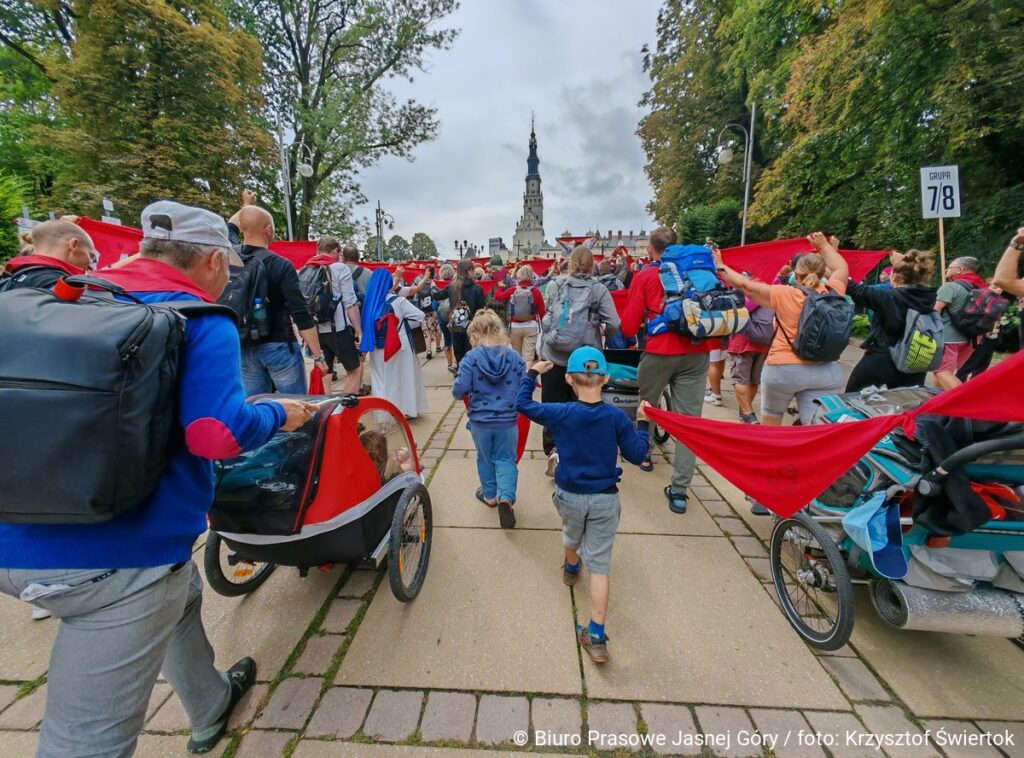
[369,295,429,418]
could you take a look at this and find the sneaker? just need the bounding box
[545,452,559,478]
[31,606,52,621]
[447,364,458,377]
[739,412,758,424]
[562,560,581,587]
[576,625,609,664]
[750,501,771,516]
[497,500,516,529]
[425,350,433,360]
[704,391,723,407]
[665,486,687,514]
[475,488,497,508]
[186,657,257,754]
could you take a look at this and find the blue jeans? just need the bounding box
[241,341,307,396]
[469,423,518,503]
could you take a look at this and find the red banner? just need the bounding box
[719,238,888,284]
[646,350,1024,517]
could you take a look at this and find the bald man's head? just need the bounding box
[27,220,97,270]
[237,205,275,247]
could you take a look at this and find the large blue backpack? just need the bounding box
[648,245,748,341]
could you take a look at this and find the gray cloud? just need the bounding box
[356,0,660,255]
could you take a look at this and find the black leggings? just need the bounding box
[452,331,471,365]
[540,363,576,456]
[846,350,925,392]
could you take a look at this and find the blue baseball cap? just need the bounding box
[566,346,608,375]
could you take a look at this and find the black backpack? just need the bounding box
[218,248,270,342]
[948,281,1008,339]
[777,284,853,362]
[0,278,235,524]
[298,263,337,325]
[0,265,66,293]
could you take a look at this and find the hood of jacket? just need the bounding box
[475,345,517,384]
[893,285,937,312]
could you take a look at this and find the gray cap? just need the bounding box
[141,200,243,266]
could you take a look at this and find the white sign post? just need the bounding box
[919,165,961,283]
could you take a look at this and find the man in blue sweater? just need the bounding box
[0,201,316,757]
[516,346,650,664]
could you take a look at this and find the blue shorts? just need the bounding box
[552,487,621,575]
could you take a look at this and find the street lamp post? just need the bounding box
[714,100,757,246]
[276,122,315,242]
[375,201,395,262]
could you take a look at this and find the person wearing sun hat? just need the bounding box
[516,345,650,665]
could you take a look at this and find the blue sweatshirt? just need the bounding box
[0,281,286,569]
[516,371,649,494]
[452,345,525,427]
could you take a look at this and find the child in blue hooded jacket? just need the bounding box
[452,308,526,528]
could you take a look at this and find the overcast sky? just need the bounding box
[357,0,661,256]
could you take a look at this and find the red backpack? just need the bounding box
[948,282,1008,339]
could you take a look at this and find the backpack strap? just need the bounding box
[163,301,240,325]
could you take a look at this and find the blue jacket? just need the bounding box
[0,269,285,569]
[452,345,525,427]
[515,371,649,494]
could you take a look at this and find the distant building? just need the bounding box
[511,117,545,256]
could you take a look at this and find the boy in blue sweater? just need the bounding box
[516,346,650,664]
[452,309,525,528]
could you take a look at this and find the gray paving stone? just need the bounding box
[976,721,1024,758]
[702,499,735,517]
[801,710,876,758]
[855,705,939,757]
[305,687,373,738]
[693,706,759,758]
[716,517,751,536]
[819,656,890,702]
[322,599,362,634]
[475,694,528,746]
[745,556,772,582]
[532,698,582,744]
[730,535,767,558]
[144,683,173,723]
[0,685,46,729]
[338,570,379,599]
[418,691,476,743]
[145,691,189,731]
[923,720,1002,758]
[235,729,293,758]
[749,709,824,758]
[293,635,344,675]
[691,485,720,501]
[641,703,697,755]
[229,683,270,730]
[0,685,21,715]
[586,702,638,751]
[362,689,423,742]
[255,677,323,730]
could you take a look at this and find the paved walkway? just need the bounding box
[1,351,1022,757]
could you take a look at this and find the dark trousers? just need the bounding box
[541,363,576,456]
[453,331,471,365]
[846,350,925,392]
[957,338,996,382]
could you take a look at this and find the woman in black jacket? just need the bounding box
[436,258,486,369]
[846,249,937,392]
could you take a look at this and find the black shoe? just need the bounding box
[498,500,516,529]
[750,501,771,516]
[186,657,257,754]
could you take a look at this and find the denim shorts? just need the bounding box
[552,487,621,575]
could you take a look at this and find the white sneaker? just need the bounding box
[704,391,723,407]
[31,606,52,621]
[545,452,559,478]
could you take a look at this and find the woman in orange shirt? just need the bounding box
[714,232,849,426]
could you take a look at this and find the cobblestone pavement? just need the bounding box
[1,349,1022,757]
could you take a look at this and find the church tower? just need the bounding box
[512,117,545,255]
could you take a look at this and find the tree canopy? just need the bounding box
[410,231,438,258]
[641,0,1024,268]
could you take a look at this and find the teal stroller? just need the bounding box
[768,386,1024,650]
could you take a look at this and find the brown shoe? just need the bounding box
[562,561,581,587]
[576,626,609,664]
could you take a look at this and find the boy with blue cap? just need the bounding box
[516,346,650,663]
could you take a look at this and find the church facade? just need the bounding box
[511,119,545,256]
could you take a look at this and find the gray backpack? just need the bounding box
[542,277,600,353]
[890,309,944,374]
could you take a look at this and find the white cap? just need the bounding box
[141,200,242,266]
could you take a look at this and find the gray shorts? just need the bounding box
[760,361,844,424]
[552,487,621,575]
[729,351,767,386]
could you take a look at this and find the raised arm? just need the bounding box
[810,232,848,285]
[713,248,772,309]
[993,228,1024,298]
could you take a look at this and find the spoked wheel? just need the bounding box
[653,388,671,445]
[203,532,276,597]
[770,512,854,650]
[388,483,433,602]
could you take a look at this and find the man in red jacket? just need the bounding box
[620,226,712,514]
[0,219,97,290]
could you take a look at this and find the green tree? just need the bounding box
[387,234,411,261]
[233,0,458,240]
[410,232,437,259]
[1,0,274,222]
[677,200,743,247]
[365,234,384,260]
[0,171,30,263]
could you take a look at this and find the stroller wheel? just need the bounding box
[388,483,433,602]
[653,388,671,446]
[203,533,276,597]
[770,512,854,650]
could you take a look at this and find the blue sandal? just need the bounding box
[665,486,687,514]
[639,456,654,472]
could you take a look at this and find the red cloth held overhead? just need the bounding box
[720,238,888,284]
[647,349,1024,517]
